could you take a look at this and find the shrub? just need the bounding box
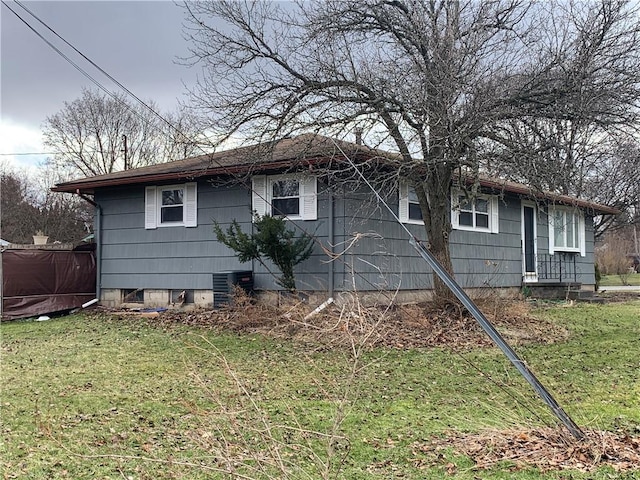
[214,214,314,291]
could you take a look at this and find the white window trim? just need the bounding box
[145,182,197,229]
[521,201,539,282]
[451,191,499,234]
[398,182,424,225]
[548,206,586,256]
[252,174,317,221]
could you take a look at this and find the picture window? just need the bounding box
[550,208,581,252]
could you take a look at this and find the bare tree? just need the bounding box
[0,165,90,244]
[596,230,635,284]
[582,137,640,237]
[1,167,40,243]
[43,88,202,178]
[485,123,640,238]
[181,0,640,299]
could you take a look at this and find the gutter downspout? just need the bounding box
[0,247,3,319]
[77,191,102,302]
[328,187,335,299]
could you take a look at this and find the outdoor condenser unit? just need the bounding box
[212,270,254,307]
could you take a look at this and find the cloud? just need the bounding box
[0,120,47,175]
[1,1,195,130]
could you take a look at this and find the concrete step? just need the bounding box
[567,289,608,303]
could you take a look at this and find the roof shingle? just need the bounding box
[52,133,619,215]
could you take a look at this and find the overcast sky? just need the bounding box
[1,0,199,172]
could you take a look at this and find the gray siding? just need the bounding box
[97,182,253,290]
[451,196,522,288]
[581,217,596,284]
[334,190,524,291]
[96,180,332,292]
[335,189,435,292]
[250,191,332,292]
[95,178,597,296]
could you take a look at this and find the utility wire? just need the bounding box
[2,1,120,101]
[11,0,195,144]
[1,0,181,152]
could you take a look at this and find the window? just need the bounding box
[451,192,499,233]
[160,187,184,223]
[171,289,194,305]
[398,183,423,224]
[122,288,144,303]
[271,178,300,216]
[548,207,585,255]
[252,174,317,220]
[458,196,489,229]
[145,183,197,229]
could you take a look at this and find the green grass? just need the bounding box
[599,273,640,286]
[2,301,639,479]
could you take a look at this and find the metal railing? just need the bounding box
[524,253,578,283]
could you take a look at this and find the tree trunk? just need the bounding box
[416,162,456,302]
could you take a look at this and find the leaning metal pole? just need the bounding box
[409,237,585,440]
[329,139,585,441]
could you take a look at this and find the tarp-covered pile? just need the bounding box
[2,249,96,320]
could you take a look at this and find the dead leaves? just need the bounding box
[414,427,640,473]
[98,298,566,352]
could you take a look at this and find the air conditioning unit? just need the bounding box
[212,270,254,307]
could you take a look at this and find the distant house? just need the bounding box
[53,134,618,308]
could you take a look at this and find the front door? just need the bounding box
[522,203,538,281]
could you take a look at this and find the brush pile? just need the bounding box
[101,294,567,351]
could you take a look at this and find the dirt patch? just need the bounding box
[413,427,640,473]
[98,296,568,351]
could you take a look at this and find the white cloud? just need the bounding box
[0,120,47,176]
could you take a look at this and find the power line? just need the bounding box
[2,0,207,155]
[2,1,122,103]
[0,152,56,156]
[11,0,191,142]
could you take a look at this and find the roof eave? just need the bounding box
[477,178,620,215]
[51,156,338,195]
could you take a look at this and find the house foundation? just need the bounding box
[100,288,215,310]
[99,286,526,311]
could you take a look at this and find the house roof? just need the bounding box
[52,134,377,194]
[471,176,619,215]
[52,133,619,215]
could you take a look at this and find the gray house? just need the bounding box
[53,134,618,308]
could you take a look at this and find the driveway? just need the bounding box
[598,285,640,292]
